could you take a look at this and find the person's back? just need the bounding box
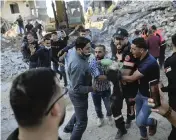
[147,34,161,58]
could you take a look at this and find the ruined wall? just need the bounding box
[1,1,32,22]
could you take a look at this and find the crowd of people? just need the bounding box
[16,15,43,37]
[6,21,176,140]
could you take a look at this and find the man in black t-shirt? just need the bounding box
[16,15,25,35]
[25,21,33,33]
[35,21,43,36]
[51,31,68,87]
[122,38,160,140]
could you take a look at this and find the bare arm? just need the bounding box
[122,70,143,82]
[167,110,176,127]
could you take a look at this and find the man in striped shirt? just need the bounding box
[89,45,112,127]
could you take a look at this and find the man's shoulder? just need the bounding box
[165,53,176,66]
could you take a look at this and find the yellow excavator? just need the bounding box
[45,0,85,32]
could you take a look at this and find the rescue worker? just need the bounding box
[112,28,138,138]
[151,25,166,68]
[161,33,176,140]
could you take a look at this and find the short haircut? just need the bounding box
[78,25,85,31]
[132,37,147,50]
[95,44,106,51]
[27,32,34,37]
[43,35,51,41]
[151,25,157,30]
[172,33,176,47]
[10,68,59,127]
[79,29,86,33]
[85,29,90,32]
[51,31,57,35]
[75,37,90,49]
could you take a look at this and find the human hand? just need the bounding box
[58,62,64,66]
[29,44,36,55]
[75,25,80,31]
[98,75,107,81]
[148,89,169,116]
[57,50,63,56]
[59,56,64,62]
[61,30,66,37]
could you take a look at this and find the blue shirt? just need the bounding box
[68,52,93,96]
[137,53,160,97]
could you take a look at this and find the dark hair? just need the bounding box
[75,37,90,49]
[27,32,34,37]
[134,30,140,35]
[79,29,86,33]
[77,25,85,32]
[10,68,59,127]
[151,25,157,30]
[132,37,147,50]
[96,44,106,51]
[172,33,176,47]
[85,29,90,32]
[148,29,153,35]
[51,31,57,35]
[43,35,51,41]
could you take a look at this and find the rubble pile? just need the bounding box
[101,1,176,41]
[1,48,28,82]
[1,18,12,34]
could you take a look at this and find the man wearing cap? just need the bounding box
[112,28,138,139]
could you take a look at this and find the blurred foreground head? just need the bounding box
[10,68,66,131]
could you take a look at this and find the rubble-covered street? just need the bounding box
[1,1,176,140]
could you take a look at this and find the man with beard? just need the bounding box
[7,68,66,140]
[112,28,138,139]
[89,45,112,127]
[64,37,96,140]
[122,38,159,140]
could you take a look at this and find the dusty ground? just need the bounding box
[1,34,173,140]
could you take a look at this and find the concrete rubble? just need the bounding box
[1,1,175,140]
[101,1,176,42]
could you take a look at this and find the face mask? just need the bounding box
[45,46,51,50]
